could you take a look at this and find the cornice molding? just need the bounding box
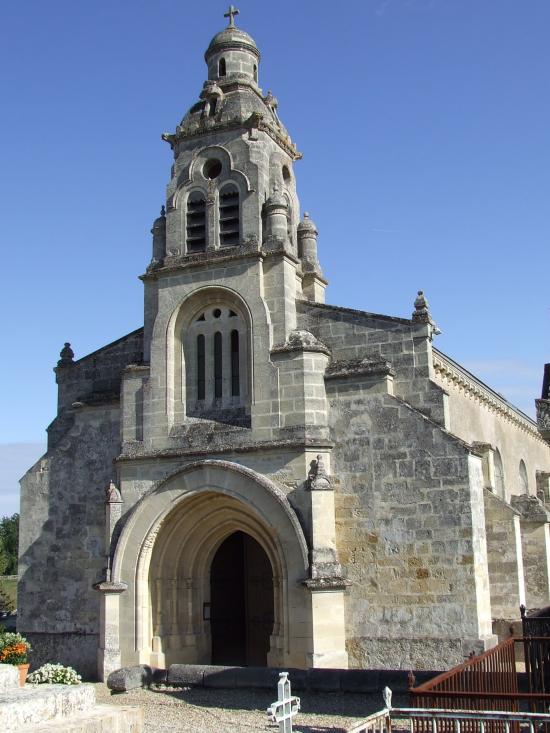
[433,351,545,444]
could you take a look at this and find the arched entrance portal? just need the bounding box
[107,460,315,677]
[210,531,274,666]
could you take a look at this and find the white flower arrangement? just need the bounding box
[27,663,82,685]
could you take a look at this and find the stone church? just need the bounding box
[19,10,550,681]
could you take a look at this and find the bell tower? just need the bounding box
[141,8,327,363]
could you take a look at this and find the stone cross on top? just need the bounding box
[224,5,239,27]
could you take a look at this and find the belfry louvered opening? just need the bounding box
[219,185,240,246]
[186,191,207,252]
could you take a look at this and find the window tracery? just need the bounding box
[183,304,248,418]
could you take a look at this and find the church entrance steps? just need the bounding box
[18,704,143,732]
[0,682,142,733]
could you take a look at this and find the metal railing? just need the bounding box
[409,638,550,715]
[347,689,550,733]
[521,606,550,696]
[410,638,518,713]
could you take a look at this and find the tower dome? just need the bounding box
[205,6,260,84]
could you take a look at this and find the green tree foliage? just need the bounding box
[0,514,19,576]
[0,582,15,614]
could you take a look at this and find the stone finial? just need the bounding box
[160,205,166,217]
[57,342,74,367]
[412,290,431,323]
[264,91,278,110]
[266,183,286,208]
[307,454,332,491]
[412,290,441,334]
[297,212,318,235]
[105,481,122,504]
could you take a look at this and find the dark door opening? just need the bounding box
[210,531,274,666]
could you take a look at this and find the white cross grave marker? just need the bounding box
[267,672,301,733]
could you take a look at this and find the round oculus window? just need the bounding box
[203,159,222,179]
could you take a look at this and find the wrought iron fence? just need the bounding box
[521,605,550,697]
[408,637,550,729]
[348,706,550,733]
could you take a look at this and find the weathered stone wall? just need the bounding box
[520,521,550,610]
[19,403,122,680]
[297,301,448,428]
[54,329,143,420]
[483,490,525,621]
[327,380,494,670]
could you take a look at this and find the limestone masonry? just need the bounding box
[19,10,550,681]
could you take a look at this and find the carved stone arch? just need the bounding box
[165,285,255,425]
[110,460,310,669]
[188,145,253,193]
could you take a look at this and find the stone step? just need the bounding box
[21,704,143,732]
[0,683,96,732]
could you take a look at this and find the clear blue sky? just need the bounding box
[1,0,549,514]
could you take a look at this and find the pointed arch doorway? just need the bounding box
[210,530,274,666]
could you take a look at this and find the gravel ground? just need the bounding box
[94,683,408,732]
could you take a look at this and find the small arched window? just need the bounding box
[209,97,218,117]
[186,191,206,252]
[519,460,529,494]
[219,58,226,77]
[494,449,505,499]
[219,185,240,246]
[253,64,258,82]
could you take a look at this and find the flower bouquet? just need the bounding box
[0,631,32,685]
[27,663,81,685]
[0,631,31,665]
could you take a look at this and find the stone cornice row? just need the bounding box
[432,350,544,443]
[163,114,302,160]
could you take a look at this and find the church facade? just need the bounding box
[19,12,550,681]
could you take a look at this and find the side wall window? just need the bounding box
[219,58,226,77]
[494,449,505,500]
[519,460,529,494]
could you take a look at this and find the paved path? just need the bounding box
[94,683,406,732]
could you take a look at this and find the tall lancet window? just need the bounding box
[197,334,205,400]
[219,184,240,246]
[186,191,206,252]
[231,329,240,397]
[214,331,223,399]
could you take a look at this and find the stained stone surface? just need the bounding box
[0,683,95,731]
[0,665,19,692]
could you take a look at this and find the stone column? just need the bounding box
[95,581,127,681]
[484,489,525,621]
[270,331,330,432]
[303,453,349,668]
[511,494,550,611]
[297,213,327,303]
[105,482,123,559]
